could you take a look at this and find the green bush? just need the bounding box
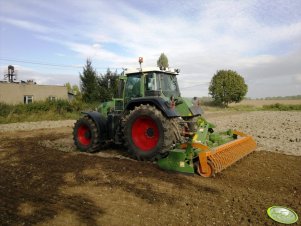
[0,102,12,117]
[25,101,51,113]
[0,100,99,123]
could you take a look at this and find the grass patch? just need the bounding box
[0,100,98,124]
[262,103,301,111]
[228,105,261,111]
[201,100,259,112]
[202,100,301,112]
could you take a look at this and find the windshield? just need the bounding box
[161,74,178,91]
[126,72,180,98]
[145,72,180,97]
[160,73,180,97]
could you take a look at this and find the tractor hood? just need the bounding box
[174,97,203,117]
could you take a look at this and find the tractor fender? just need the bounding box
[125,97,178,118]
[81,111,108,141]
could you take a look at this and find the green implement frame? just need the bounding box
[157,117,257,177]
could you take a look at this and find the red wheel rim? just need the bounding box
[131,116,159,151]
[77,125,91,145]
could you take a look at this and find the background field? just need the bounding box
[229,99,301,107]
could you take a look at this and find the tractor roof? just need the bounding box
[124,67,179,75]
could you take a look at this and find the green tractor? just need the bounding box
[73,65,201,161]
[73,61,256,176]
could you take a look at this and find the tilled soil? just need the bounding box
[0,111,301,226]
[205,111,301,156]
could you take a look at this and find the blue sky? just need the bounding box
[0,0,300,98]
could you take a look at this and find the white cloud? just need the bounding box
[0,17,52,33]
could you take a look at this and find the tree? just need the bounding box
[209,70,248,107]
[65,82,72,92]
[72,85,80,95]
[80,59,99,103]
[157,53,169,69]
[97,68,119,102]
[65,83,82,100]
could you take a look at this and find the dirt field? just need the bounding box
[0,111,300,226]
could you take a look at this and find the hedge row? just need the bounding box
[0,100,98,117]
[262,103,301,111]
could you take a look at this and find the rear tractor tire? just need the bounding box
[73,116,101,152]
[123,104,178,161]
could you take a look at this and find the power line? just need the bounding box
[181,83,209,89]
[0,58,123,71]
[0,58,80,68]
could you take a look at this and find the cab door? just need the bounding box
[124,74,142,105]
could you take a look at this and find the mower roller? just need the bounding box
[73,58,256,177]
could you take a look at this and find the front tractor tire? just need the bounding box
[73,116,101,152]
[123,104,177,161]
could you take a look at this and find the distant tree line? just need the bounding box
[262,95,301,100]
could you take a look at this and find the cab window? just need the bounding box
[145,72,159,91]
[125,74,141,98]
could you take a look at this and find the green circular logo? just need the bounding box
[267,206,298,224]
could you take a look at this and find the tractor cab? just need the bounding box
[98,66,202,119]
[101,67,183,115]
[119,67,202,118]
[123,68,181,101]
